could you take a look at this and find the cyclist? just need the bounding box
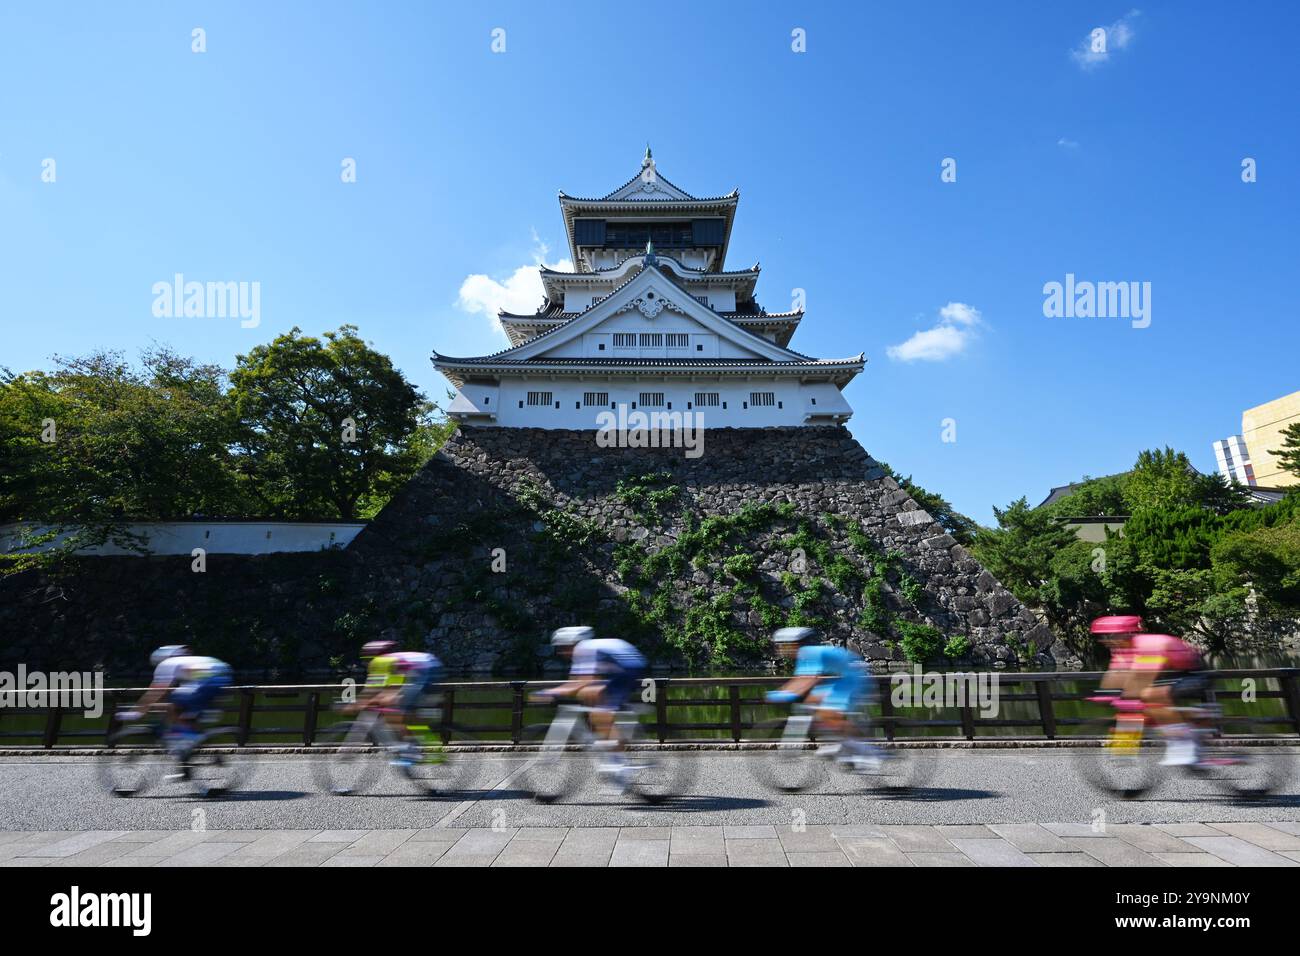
[535,626,648,786]
[122,645,233,758]
[765,627,879,770]
[349,640,443,766]
[1091,615,1208,766]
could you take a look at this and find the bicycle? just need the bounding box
[748,700,934,793]
[311,698,479,796]
[100,706,251,798]
[518,701,695,804]
[1078,694,1292,800]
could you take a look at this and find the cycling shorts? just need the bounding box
[171,670,232,716]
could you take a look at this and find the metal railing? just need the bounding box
[3,669,1298,749]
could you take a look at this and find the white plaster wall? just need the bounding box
[470,377,850,428]
[0,522,366,556]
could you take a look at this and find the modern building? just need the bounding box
[434,149,864,428]
[1212,434,1256,486]
[1241,389,1300,488]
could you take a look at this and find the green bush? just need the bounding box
[943,634,971,659]
[896,620,944,663]
[723,552,757,579]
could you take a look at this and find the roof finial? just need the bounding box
[644,238,656,264]
[642,142,653,167]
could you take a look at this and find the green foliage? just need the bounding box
[1271,421,1300,483]
[943,633,972,659]
[977,444,1300,663]
[1,331,446,575]
[896,620,944,663]
[229,325,427,520]
[1126,447,1201,511]
[722,552,757,579]
[614,471,679,522]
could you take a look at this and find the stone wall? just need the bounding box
[0,425,1054,676]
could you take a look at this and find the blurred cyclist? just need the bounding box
[536,626,648,786]
[349,640,443,766]
[1091,615,1208,766]
[765,627,879,770]
[123,645,233,758]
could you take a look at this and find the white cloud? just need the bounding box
[938,301,982,326]
[1071,9,1140,70]
[887,301,983,363]
[1057,137,1080,150]
[456,232,572,339]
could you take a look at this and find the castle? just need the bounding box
[435,149,863,429]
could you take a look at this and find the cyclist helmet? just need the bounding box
[361,640,396,659]
[1090,615,1143,636]
[773,626,821,645]
[150,645,189,667]
[551,626,594,649]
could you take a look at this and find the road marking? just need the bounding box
[433,758,531,828]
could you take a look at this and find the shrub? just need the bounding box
[896,620,944,663]
[943,634,971,659]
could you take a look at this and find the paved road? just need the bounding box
[5,821,1300,867]
[2,749,1298,832]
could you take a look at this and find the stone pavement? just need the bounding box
[3,822,1300,867]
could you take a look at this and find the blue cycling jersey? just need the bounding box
[793,644,858,678]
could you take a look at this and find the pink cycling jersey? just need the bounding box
[1130,634,1201,672]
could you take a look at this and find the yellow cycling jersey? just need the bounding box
[366,654,405,688]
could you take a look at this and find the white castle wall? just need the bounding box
[0,521,366,556]
[452,377,850,427]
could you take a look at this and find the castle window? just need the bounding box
[526,391,553,406]
[694,392,720,407]
[583,392,609,407]
[750,391,776,407]
[666,333,689,348]
[613,333,636,348]
[639,333,663,348]
[696,343,704,351]
[638,392,665,407]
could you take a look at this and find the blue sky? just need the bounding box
[2,2,1297,522]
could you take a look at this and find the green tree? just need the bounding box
[1039,474,1131,519]
[1271,421,1300,484]
[229,326,426,520]
[1142,566,1249,656]
[1212,520,1300,613]
[1126,447,1199,511]
[970,498,1105,654]
[0,348,245,573]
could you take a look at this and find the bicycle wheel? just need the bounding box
[1076,718,1162,799]
[621,722,695,804]
[1192,741,1293,799]
[311,719,386,796]
[518,720,587,804]
[747,714,826,793]
[186,727,253,798]
[852,744,936,791]
[100,724,166,797]
[400,728,486,795]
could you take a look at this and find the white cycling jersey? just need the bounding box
[151,655,226,688]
